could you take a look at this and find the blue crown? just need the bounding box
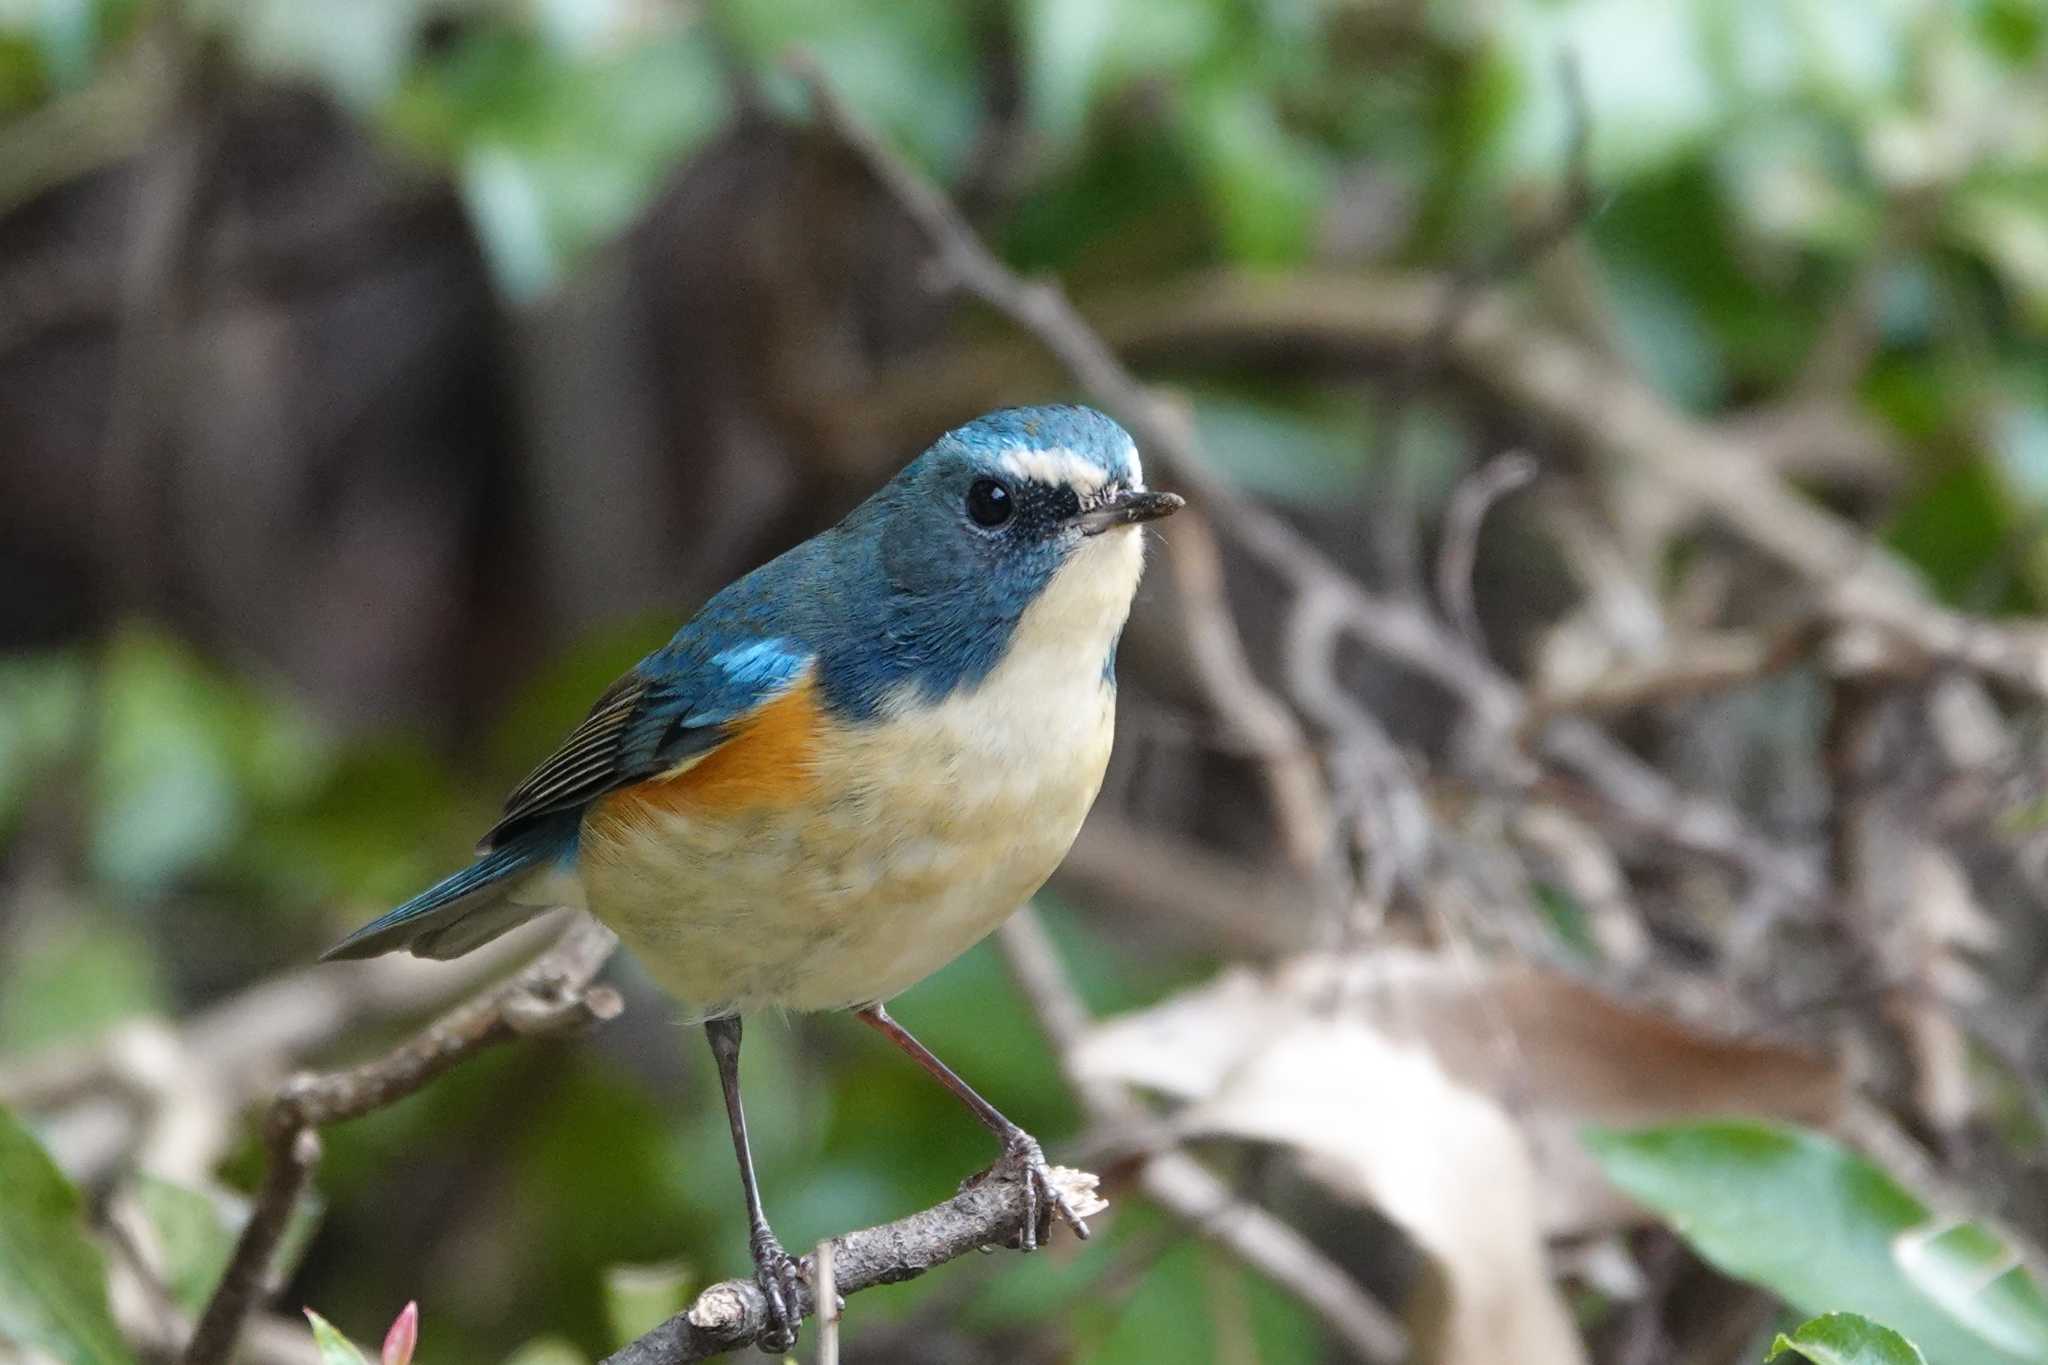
[939,405,1141,487]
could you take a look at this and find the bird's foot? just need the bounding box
[976,1130,1091,1251]
[747,1228,806,1355]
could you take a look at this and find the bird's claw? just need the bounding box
[996,1131,1090,1251]
[747,1230,806,1355]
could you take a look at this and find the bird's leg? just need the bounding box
[703,1016,805,1353]
[854,1003,1090,1251]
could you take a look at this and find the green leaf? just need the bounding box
[90,627,329,891]
[1886,462,2015,604]
[602,1262,693,1346]
[1180,78,1327,263]
[0,1102,132,1365]
[387,24,727,301]
[0,651,86,837]
[1952,180,2048,330]
[502,1336,591,1365]
[1769,1312,1929,1365]
[1021,0,1225,153]
[720,0,979,177]
[1972,0,2046,63]
[125,1174,321,1322]
[306,1310,372,1365]
[130,1177,237,1317]
[1586,1121,2048,1365]
[217,0,425,108]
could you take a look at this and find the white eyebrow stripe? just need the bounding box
[998,446,1113,492]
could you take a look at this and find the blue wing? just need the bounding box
[323,632,814,962]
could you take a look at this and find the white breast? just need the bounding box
[579,526,1146,1019]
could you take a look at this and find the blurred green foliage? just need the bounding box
[10,0,2045,557]
[1587,1121,2048,1365]
[0,1103,130,1365]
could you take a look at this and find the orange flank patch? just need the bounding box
[598,678,825,824]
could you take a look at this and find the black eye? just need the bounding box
[966,478,1013,527]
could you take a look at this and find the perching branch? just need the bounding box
[599,908,1405,1365]
[179,916,622,1365]
[603,1162,1105,1365]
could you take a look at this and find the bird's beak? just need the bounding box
[1078,488,1185,536]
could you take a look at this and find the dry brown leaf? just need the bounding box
[1075,950,1847,1365]
[1192,1017,1584,1365]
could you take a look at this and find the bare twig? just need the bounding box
[813,1240,839,1365]
[180,917,621,1365]
[179,1127,321,1365]
[0,920,583,1190]
[1283,582,1436,930]
[1162,510,1332,871]
[602,1162,1104,1365]
[1524,622,1826,724]
[267,916,619,1131]
[1436,450,1538,659]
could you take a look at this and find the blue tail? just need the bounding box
[322,822,576,962]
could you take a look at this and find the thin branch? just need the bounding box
[1162,509,1333,871]
[179,1127,321,1365]
[813,1240,839,1365]
[1436,449,1539,660]
[1054,816,1326,957]
[180,917,621,1365]
[601,1163,1105,1364]
[0,920,582,1189]
[1523,621,1829,725]
[270,915,620,1130]
[1282,582,1435,930]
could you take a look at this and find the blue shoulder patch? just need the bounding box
[710,638,809,693]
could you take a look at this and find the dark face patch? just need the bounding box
[966,476,1083,542]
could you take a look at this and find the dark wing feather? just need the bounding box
[479,637,816,850]
[494,674,648,822]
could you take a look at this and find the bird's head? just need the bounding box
[874,403,1179,602]
[837,404,1182,700]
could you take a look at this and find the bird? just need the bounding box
[324,404,1182,1349]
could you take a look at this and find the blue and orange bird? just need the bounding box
[325,405,1181,1348]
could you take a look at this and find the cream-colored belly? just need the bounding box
[578,676,1113,1018]
[577,523,1142,1019]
